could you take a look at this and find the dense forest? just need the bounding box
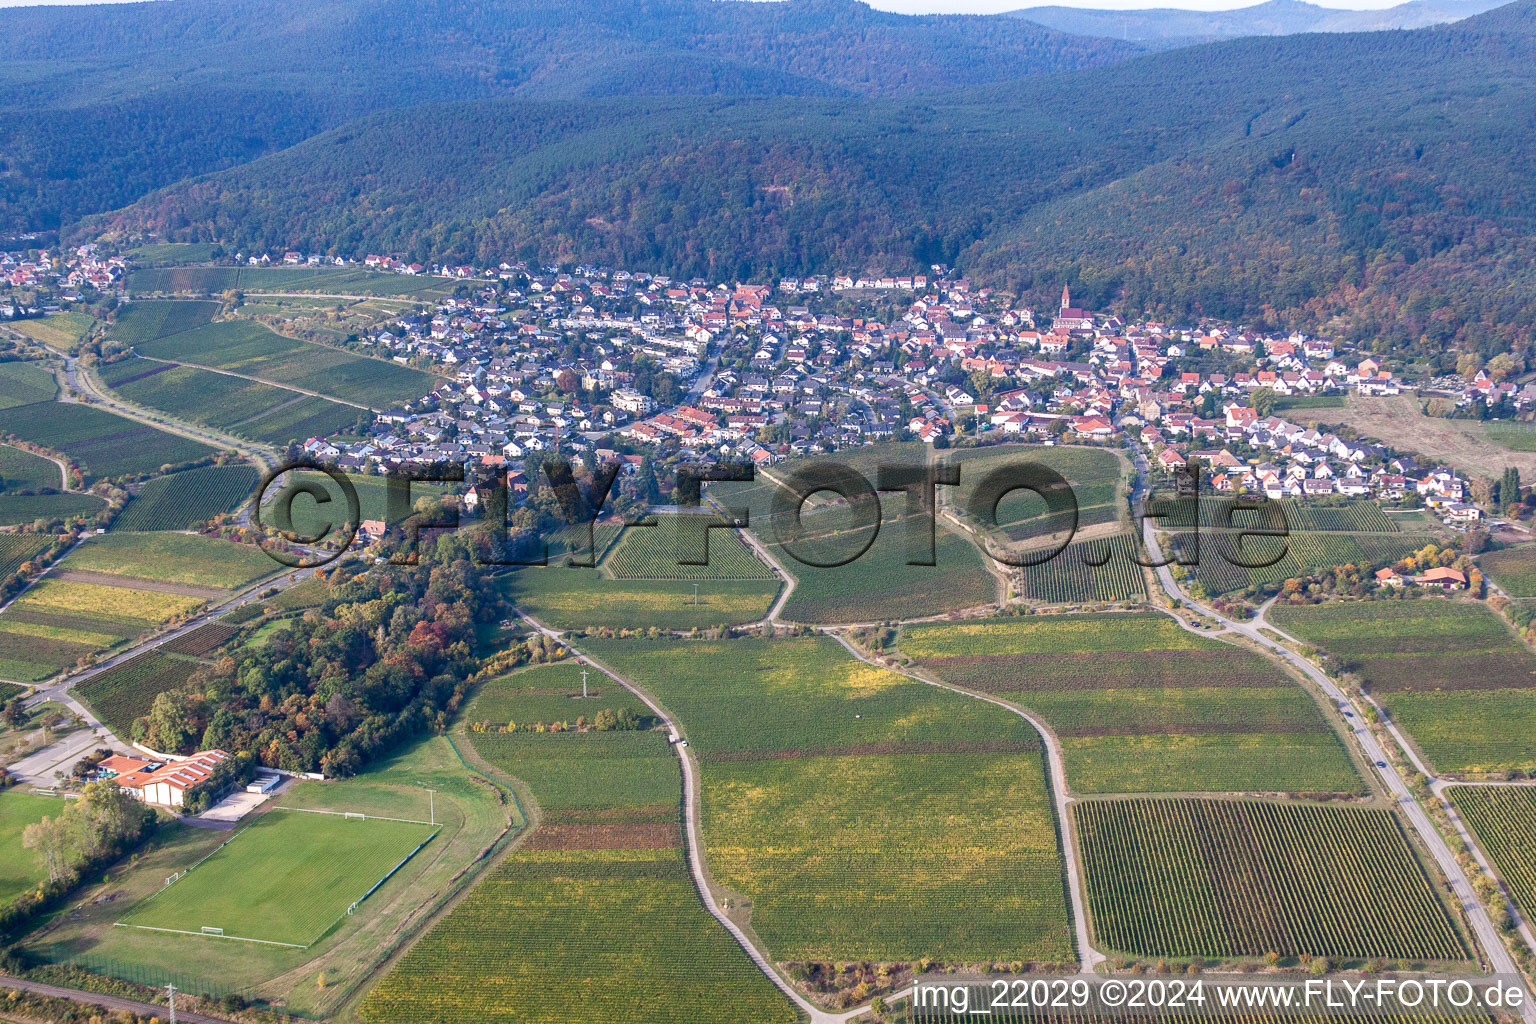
[86,0,1536,363]
[8,0,1536,360]
[0,0,1137,233]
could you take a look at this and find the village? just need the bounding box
[5,245,1527,538]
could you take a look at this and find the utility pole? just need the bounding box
[166,984,177,1024]
[581,668,589,699]
[693,582,699,606]
[427,788,436,826]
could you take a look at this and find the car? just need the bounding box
[1375,761,1387,768]
[1344,711,1355,718]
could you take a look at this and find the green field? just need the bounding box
[0,361,59,408]
[0,533,53,578]
[126,243,220,264]
[362,666,795,1024]
[1481,545,1536,598]
[1486,421,1536,452]
[1076,798,1466,962]
[500,568,779,631]
[0,400,214,481]
[0,792,66,903]
[0,492,108,527]
[112,465,259,531]
[1273,394,1348,411]
[901,613,1360,794]
[65,532,276,589]
[1271,600,1536,773]
[582,635,1075,963]
[1448,786,1536,923]
[133,317,434,408]
[4,313,94,353]
[74,651,200,738]
[119,810,437,947]
[0,442,62,490]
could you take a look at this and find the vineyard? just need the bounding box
[66,532,275,590]
[0,493,107,527]
[901,613,1358,795]
[2,313,94,354]
[113,465,259,532]
[0,401,214,481]
[501,568,780,631]
[135,318,434,408]
[0,576,196,682]
[74,651,200,737]
[1480,545,1536,598]
[582,635,1076,962]
[1192,531,1431,594]
[602,517,774,580]
[1448,787,1536,921]
[362,663,793,1024]
[1075,798,1466,962]
[0,443,63,490]
[1015,533,1147,604]
[129,267,457,300]
[1272,601,1536,773]
[0,361,59,409]
[110,300,219,344]
[0,534,52,578]
[160,622,242,657]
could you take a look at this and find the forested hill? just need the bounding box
[0,0,1138,232]
[97,0,1536,364]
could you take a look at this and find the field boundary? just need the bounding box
[110,921,307,949]
[277,806,438,827]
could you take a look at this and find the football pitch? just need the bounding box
[117,809,438,947]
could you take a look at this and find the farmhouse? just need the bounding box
[1413,567,1467,591]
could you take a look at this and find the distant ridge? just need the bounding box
[1009,0,1511,44]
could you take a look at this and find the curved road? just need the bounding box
[1141,515,1536,1020]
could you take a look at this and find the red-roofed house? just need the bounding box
[136,750,231,807]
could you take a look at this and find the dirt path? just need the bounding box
[2,441,71,491]
[0,974,233,1024]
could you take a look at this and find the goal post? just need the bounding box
[344,811,366,820]
[200,926,224,936]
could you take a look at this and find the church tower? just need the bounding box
[1060,283,1071,313]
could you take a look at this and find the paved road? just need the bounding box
[0,973,234,1024]
[1141,516,1536,1020]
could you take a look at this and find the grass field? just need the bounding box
[500,568,779,631]
[901,612,1360,795]
[0,400,214,481]
[1076,798,1466,962]
[0,792,65,903]
[74,651,200,738]
[582,635,1075,963]
[112,465,258,532]
[1486,421,1536,452]
[1315,394,1536,480]
[133,317,434,408]
[1271,600,1536,773]
[1448,786,1536,923]
[4,313,94,353]
[119,810,438,947]
[1481,545,1536,598]
[0,361,59,408]
[362,666,795,1024]
[65,532,276,589]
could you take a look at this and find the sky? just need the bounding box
[0,0,1413,9]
